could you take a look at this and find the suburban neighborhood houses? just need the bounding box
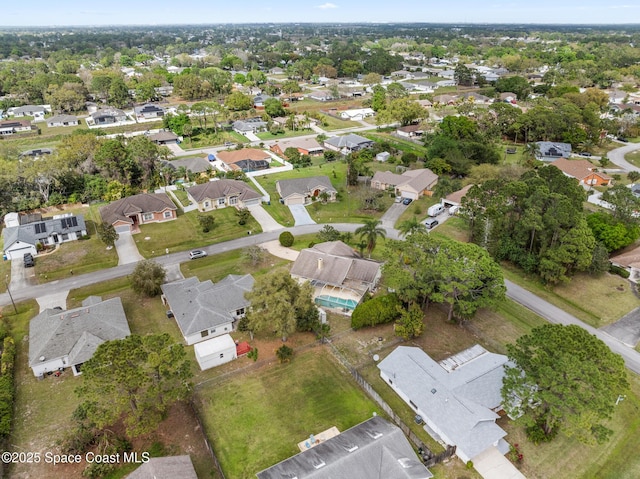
[1,19,640,479]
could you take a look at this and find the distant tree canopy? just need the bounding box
[461,166,596,284]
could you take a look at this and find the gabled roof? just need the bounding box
[550,158,611,182]
[149,131,179,142]
[2,214,86,250]
[99,193,176,226]
[91,107,126,120]
[291,241,380,290]
[535,141,572,157]
[276,176,337,199]
[29,296,130,367]
[273,137,324,153]
[161,275,254,337]
[233,119,268,131]
[445,184,473,205]
[324,134,373,150]
[46,114,78,124]
[397,124,424,133]
[378,345,509,461]
[162,157,212,173]
[371,168,438,193]
[187,179,261,203]
[256,416,432,479]
[216,148,271,164]
[134,104,165,115]
[611,244,640,269]
[126,455,197,479]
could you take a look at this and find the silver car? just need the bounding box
[189,250,208,259]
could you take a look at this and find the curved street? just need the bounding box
[605,140,640,172]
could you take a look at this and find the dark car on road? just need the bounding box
[617,137,629,142]
[189,250,207,260]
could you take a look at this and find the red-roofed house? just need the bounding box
[551,158,612,187]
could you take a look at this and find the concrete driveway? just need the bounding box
[602,308,640,347]
[36,291,69,312]
[248,204,283,232]
[9,259,32,291]
[114,232,144,265]
[380,202,407,229]
[473,446,525,479]
[288,204,316,226]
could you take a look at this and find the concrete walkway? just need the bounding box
[260,240,300,261]
[473,447,526,479]
[36,291,69,312]
[289,204,316,226]
[247,204,283,232]
[114,232,144,265]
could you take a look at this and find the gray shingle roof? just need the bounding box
[256,416,432,479]
[535,141,572,158]
[29,297,131,367]
[2,214,86,250]
[187,179,261,203]
[290,241,380,291]
[161,157,212,173]
[126,455,198,479]
[161,275,254,337]
[46,114,78,124]
[324,134,373,150]
[377,346,509,461]
[276,176,337,199]
[99,193,176,226]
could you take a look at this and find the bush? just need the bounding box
[247,348,258,362]
[610,264,631,278]
[279,231,294,247]
[351,294,402,329]
[276,344,293,363]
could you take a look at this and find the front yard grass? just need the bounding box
[502,264,639,327]
[135,207,262,258]
[363,131,429,158]
[625,150,640,168]
[195,347,380,479]
[180,249,290,282]
[179,129,248,149]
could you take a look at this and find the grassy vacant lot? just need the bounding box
[179,129,248,149]
[363,131,429,157]
[257,127,315,141]
[135,207,261,258]
[195,348,380,479]
[180,248,290,282]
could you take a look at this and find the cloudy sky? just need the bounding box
[2,0,639,26]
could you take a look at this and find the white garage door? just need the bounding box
[285,196,305,206]
[115,225,131,234]
[400,191,418,200]
[6,246,36,260]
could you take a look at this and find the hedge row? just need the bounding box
[351,294,401,330]
[609,264,631,279]
[0,337,15,439]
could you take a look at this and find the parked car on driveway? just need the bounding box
[402,198,413,205]
[23,252,34,267]
[189,250,207,260]
[424,218,439,230]
[579,151,592,157]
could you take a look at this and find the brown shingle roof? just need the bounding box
[445,184,473,205]
[551,158,611,182]
[99,193,176,226]
[216,148,271,164]
[187,179,261,203]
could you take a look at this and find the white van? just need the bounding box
[427,204,445,217]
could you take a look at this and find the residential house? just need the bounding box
[611,245,640,283]
[550,158,612,186]
[308,90,333,102]
[216,148,272,172]
[46,114,79,128]
[535,141,572,160]
[90,107,128,125]
[194,334,238,371]
[99,192,177,234]
[0,119,34,135]
[161,156,212,175]
[270,137,324,156]
[256,416,432,479]
[396,124,424,138]
[499,92,518,103]
[441,184,473,211]
[149,130,179,145]
[269,67,285,75]
[371,168,439,200]
[9,104,48,120]
[607,90,626,104]
[339,108,374,121]
[323,134,374,154]
[290,241,381,310]
[252,94,272,108]
[378,345,512,464]
[461,92,492,104]
[2,213,87,260]
[126,455,198,479]
[232,118,268,134]
[187,179,262,211]
[415,99,433,108]
[161,274,254,345]
[154,85,174,97]
[134,103,165,119]
[276,176,337,205]
[432,94,457,105]
[29,296,131,377]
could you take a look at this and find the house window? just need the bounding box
[218,198,226,205]
[142,213,153,221]
[204,201,210,208]
[61,233,69,241]
[201,330,209,338]
[236,308,245,316]
[163,211,173,219]
[229,197,238,205]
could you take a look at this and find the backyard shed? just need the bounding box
[194,334,237,371]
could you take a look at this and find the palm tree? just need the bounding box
[355,218,386,257]
[398,217,427,238]
[523,142,540,162]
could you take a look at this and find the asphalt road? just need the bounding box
[606,140,640,172]
[505,279,640,375]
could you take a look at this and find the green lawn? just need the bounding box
[195,348,380,479]
[179,129,248,149]
[171,188,193,208]
[363,131,429,158]
[256,128,315,141]
[134,207,262,258]
[625,150,640,168]
[395,195,440,227]
[180,249,290,282]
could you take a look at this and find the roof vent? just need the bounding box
[39,356,45,362]
[366,430,383,440]
[310,458,325,470]
[431,388,437,394]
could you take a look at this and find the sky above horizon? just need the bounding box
[3,0,640,26]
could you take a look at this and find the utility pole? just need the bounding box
[5,275,17,315]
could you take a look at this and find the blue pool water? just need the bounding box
[315,295,358,310]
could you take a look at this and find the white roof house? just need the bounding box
[378,345,511,464]
[339,108,375,121]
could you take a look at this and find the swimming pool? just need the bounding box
[315,295,358,310]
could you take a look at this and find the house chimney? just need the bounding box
[318,258,323,270]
